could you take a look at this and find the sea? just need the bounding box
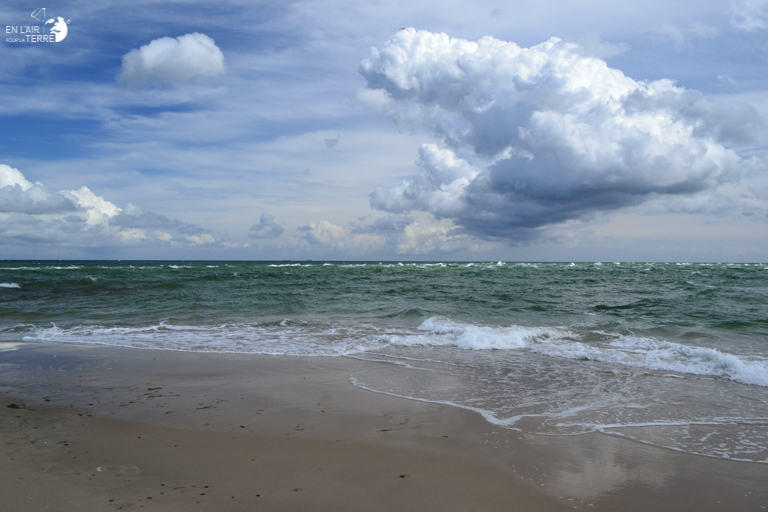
[2,260,768,462]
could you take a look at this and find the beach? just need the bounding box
[2,342,768,511]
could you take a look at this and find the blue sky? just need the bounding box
[1,0,767,261]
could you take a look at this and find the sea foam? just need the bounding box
[15,314,768,388]
[394,317,768,387]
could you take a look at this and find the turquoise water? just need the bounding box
[2,260,768,461]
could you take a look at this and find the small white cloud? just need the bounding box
[221,241,250,248]
[718,74,738,85]
[117,33,225,86]
[184,233,215,245]
[299,220,346,246]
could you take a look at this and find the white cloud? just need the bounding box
[61,186,121,226]
[0,164,35,190]
[0,164,77,215]
[393,221,471,254]
[360,29,761,241]
[371,143,480,219]
[185,233,215,245]
[0,165,216,248]
[220,241,250,248]
[355,87,394,112]
[284,214,486,257]
[730,0,768,30]
[120,228,147,242]
[117,33,225,86]
[296,220,385,252]
[298,220,347,246]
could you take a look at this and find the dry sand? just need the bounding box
[1,343,768,511]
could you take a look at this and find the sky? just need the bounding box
[1,0,768,261]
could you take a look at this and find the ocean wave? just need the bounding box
[0,265,82,271]
[597,334,768,387]
[13,315,768,387]
[19,321,386,357]
[389,317,768,387]
[386,316,570,350]
[0,283,21,288]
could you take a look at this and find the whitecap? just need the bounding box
[383,317,768,388]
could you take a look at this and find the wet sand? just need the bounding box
[1,343,768,511]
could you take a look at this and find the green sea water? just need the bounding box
[2,260,768,461]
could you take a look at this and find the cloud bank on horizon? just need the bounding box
[0,164,216,248]
[360,28,763,242]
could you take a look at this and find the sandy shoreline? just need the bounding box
[2,343,768,511]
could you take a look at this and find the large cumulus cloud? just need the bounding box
[360,29,761,240]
